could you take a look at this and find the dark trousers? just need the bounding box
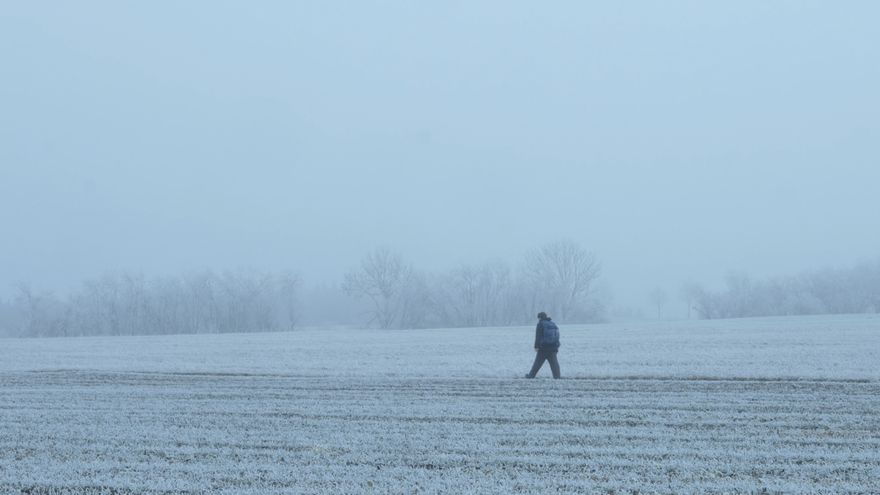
[527,349,560,378]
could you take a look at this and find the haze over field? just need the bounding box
[4,6,880,493]
[2,2,879,314]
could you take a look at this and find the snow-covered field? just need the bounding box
[1,314,879,494]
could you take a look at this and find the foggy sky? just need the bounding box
[2,1,879,314]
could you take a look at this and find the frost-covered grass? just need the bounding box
[1,314,879,494]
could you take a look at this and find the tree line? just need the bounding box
[1,270,301,338]
[682,259,880,319]
[5,244,875,337]
[0,240,604,337]
[342,240,602,329]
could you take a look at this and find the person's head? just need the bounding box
[537,312,548,320]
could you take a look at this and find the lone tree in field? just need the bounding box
[650,286,668,320]
[680,282,702,320]
[523,240,601,321]
[343,248,414,329]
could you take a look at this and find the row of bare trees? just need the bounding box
[343,240,604,329]
[0,240,604,337]
[682,260,880,319]
[1,270,300,337]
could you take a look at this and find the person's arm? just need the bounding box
[534,321,542,349]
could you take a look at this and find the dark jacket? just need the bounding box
[534,317,560,351]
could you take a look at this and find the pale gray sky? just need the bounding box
[2,1,878,313]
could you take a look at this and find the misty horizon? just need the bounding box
[3,244,879,320]
[2,2,879,317]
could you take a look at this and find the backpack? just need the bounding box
[540,320,560,347]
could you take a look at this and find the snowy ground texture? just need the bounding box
[1,314,879,494]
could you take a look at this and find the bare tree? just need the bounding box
[277,270,301,330]
[680,282,702,319]
[436,261,516,327]
[649,287,668,320]
[218,269,277,332]
[522,240,601,321]
[0,297,11,337]
[343,248,413,329]
[397,270,433,329]
[13,283,65,337]
[120,273,148,335]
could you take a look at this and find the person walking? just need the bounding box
[525,312,561,379]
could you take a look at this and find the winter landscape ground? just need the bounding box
[1,314,878,494]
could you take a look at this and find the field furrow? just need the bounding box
[1,371,878,494]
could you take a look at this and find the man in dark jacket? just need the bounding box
[525,312,561,379]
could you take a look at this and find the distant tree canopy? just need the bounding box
[342,247,415,330]
[4,251,879,337]
[341,240,605,330]
[523,240,602,323]
[1,270,300,338]
[688,260,880,319]
[0,240,608,337]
